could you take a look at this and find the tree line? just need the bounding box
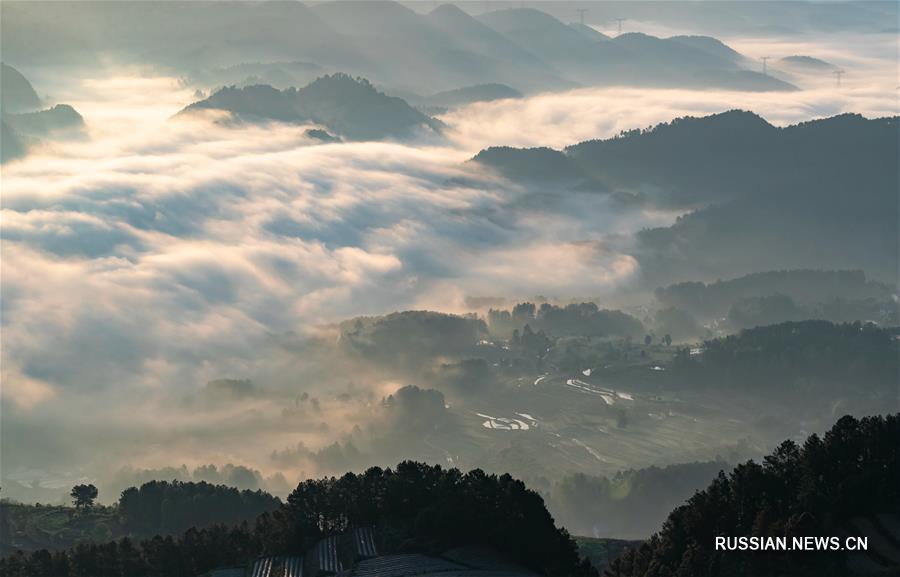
[1,462,597,577]
[605,413,900,576]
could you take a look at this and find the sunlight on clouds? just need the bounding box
[1,367,58,410]
[442,82,900,152]
[0,27,896,490]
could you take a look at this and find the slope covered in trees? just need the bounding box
[0,462,597,577]
[487,302,644,340]
[606,414,900,576]
[339,310,487,369]
[0,481,280,555]
[117,481,280,537]
[3,104,84,136]
[473,112,899,285]
[655,270,895,319]
[180,74,442,140]
[670,320,899,400]
[551,461,730,540]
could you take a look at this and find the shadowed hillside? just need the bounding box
[473,112,900,285]
[0,63,41,112]
[181,74,442,140]
[606,414,900,576]
[0,463,598,577]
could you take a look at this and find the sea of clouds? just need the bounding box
[1,29,897,501]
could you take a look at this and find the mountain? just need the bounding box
[423,83,522,109]
[478,7,613,82]
[607,414,900,576]
[3,104,83,136]
[181,74,442,140]
[0,66,84,163]
[477,8,795,91]
[425,3,571,92]
[0,120,25,163]
[2,2,796,94]
[309,1,569,94]
[1,63,41,113]
[475,110,777,203]
[472,146,588,184]
[669,35,745,64]
[655,270,896,319]
[191,60,327,91]
[630,113,899,284]
[779,54,838,71]
[568,22,610,43]
[472,112,899,284]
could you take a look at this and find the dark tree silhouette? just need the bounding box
[70,484,98,510]
[2,463,598,577]
[606,414,900,577]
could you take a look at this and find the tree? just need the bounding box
[71,484,98,510]
[606,414,900,577]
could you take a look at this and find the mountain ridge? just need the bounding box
[181,73,442,140]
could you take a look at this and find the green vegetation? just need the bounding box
[575,538,642,575]
[182,74,443,140]
[671,321,899,400]
[552,461,729,540]
[1,463,597,577]
[606,413,900,576]
[69,486,98,511]
[488,302,644,340]
[475,113,900,285]
[655,270,893,318]
[1,481,279,556]
[0,503,123,556]
[340,310,487,370]
[118,481,280,537]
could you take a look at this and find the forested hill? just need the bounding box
[474,111,899,208]
[1,481,280,555]
[473,112,900,285]
[606,414,900,576]
[655,269,896,319]
[0,463,596,577]
[180,74,443,141]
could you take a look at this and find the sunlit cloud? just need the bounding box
[1,27,896,499]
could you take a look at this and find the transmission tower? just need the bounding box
[833,69,845,87]
[575,8,588,25]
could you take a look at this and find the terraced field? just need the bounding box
[419,366,777,485]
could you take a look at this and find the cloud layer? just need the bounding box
[1,29,896,500]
